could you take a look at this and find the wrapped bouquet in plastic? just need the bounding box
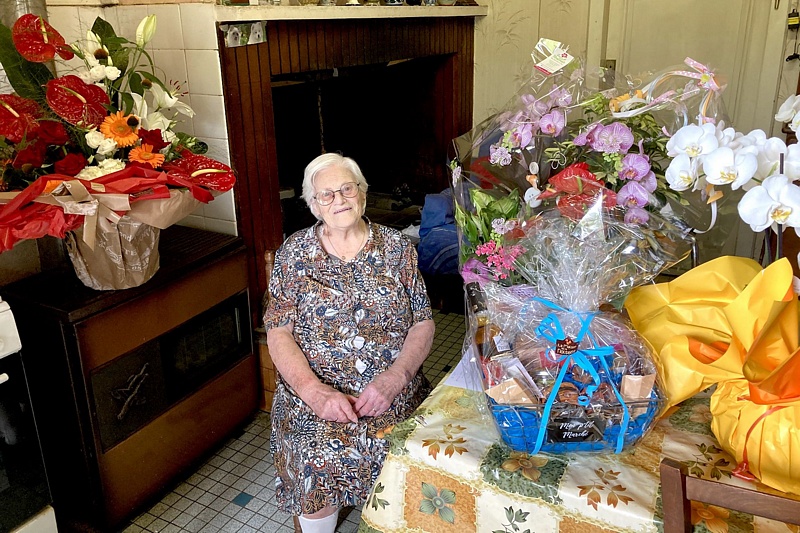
[451,39,712,454]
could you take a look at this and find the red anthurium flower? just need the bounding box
[37,120,69,145]
[12,14,74,63]
[54,152,87,176]
[0,95,41,143]
[542,162,604,197]
[46,75,110,128]
[555,190,618,220]
[137,128,170,151]
[163,153,236,192]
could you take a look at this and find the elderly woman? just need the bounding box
[263,153,434,533]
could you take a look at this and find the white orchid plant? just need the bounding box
[664,101,800,260]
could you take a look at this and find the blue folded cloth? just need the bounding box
[418,190,459,276]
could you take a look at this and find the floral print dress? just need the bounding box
[263,221,433,515]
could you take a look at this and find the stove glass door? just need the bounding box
[0,352,51,533]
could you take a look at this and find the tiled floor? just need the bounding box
[123,309,466,533]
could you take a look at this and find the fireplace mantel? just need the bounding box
[215,4,487,22]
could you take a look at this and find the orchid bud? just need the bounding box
[136,15,157,47]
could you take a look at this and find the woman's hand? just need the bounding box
[267,325,358,424]
[354,367,408,418]
[301,382,359,424]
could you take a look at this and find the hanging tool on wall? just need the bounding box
[788,5,800,61]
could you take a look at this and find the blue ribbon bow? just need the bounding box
[524,297,631,454]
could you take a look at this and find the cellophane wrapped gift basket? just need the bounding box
[449,38,736,454]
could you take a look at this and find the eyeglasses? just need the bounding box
[314,182,360,206]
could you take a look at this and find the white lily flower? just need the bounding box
[81,30,107,68]
[775,94,800,122]
[131,93,148,120]
[702,146,757,190]
[136,15,157,48]
[738,174,800,231]
[666,123,719,158]
[144,110,173,133]
[150,83,195,117]
[85,129,105,149]
[665,153,696,191]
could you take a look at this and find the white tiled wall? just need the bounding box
[45,3,237,236]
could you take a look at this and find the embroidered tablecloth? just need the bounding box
[359,359,799,533]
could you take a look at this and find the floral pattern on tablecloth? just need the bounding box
[359,380,800,533]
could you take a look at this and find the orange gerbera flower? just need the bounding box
[99,111,139,147]
[129,143,165,168]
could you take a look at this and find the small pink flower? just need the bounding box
[476,241,497,256]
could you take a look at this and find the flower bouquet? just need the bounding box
[452,39,709,454]
[0,14,235,289]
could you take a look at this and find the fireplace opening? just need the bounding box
[272,55,453,236]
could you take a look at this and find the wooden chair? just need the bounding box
[659,458,800,532]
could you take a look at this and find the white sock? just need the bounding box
[297,509,339,533]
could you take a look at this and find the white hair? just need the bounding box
[301,153,369,220]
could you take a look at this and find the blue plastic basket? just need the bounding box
[488,394,664,454]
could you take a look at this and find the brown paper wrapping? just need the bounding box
[127,189,202,229]
[65,215,160,290]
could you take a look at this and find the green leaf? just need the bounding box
[119,92,135,115]
[374,483,384,494]
[440,488,456,505]
[505,506,514,522]
[438,506,456,524]
[421,482,438,499]
[91,17,118,42]
[0,23,53,101]
[419,500,436,515]
[128,71,143,96]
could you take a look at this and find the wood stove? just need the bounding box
[0,226,258,531]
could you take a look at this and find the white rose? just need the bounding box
[96,138,118,156]
[104,66,121,81]
[89,65,106,83]
[85,130,105,149]
[99,159,125,173]
[78,71,94,85]
[75,166,104,180]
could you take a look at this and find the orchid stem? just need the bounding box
[777,224,784,261]
[764,229,773,265]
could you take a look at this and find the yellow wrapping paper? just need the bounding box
[711,379,800,495]
[625,256,763,406]
[625,256,800,495]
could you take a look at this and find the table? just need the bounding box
[359,358,799,532]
